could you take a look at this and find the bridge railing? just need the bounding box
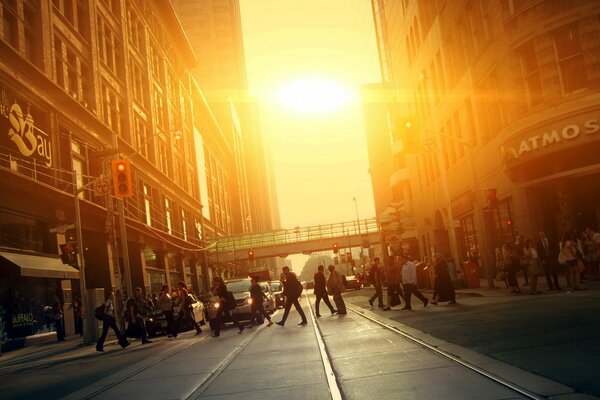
[210,217,379,253]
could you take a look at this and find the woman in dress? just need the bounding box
[430,253,456,305]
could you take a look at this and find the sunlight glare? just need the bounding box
[276,78,352,114]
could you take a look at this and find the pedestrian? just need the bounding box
[51,290,65,341]
[327,265,347,314]
[582,228,599,281]
[559,234,583,290]
[536,231,561,291]
[176,287,202,335]
[383,259,403,310]
[430,253,456,305]
[95,292,130,352]
[72,296,83,336]
[503,243,521,294]
[212,276,244,337]
[249,276,273,327]
[400,254,429,310]
[515,235,530,286]
[157,284,177,338]
[314,265,336,317]
[124,287,152,344]
[524,239,544,294]
[368,257,385,309]
[276,266,308,326]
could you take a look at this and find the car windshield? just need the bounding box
[226,279,251,293]
[269,281,282,291]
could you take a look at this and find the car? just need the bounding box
[269,280,284,308]
[344,275,362,290]
[206,278,253,329]
[259,281,276,314]
[145,293,206,337]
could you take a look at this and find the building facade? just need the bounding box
[370,0,600,281]
[0,0,259,348]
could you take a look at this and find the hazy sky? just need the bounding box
[240,0,381,231]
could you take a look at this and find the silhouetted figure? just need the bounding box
[430,253,456,305]
[314,265,336,317]
[125,287,152,344]
[96,292,129,352]
[327,265,346,314]
[212,276,244,337]
[249,276,273,327]
[158,285,177,337]
[400,254,429,310]
[276,266,307,326]
[368,257,385,308]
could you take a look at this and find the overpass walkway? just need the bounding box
[207,218,381,263]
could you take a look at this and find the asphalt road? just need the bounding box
[343,284,600,398]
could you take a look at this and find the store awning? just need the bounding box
[0,251,80,280]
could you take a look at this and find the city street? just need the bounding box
[2,284,598,399]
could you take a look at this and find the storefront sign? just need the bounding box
[11,312,35,328]
[0,97,53,167]
[499,115,600,164]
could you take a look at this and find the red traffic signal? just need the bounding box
[248,249,255,260]
[111,159,133,198]
[332,243,339,254]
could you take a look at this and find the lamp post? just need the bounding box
[353,197,365,268]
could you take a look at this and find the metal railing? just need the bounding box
[210,218,379,253]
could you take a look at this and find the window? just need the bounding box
[181,209,187,242]
[97,16,121,77]
[101,81,122,134]
[553,23,587,94]
[519,41,543,106]
[23,0,42,66]
[164,197,172,235]
[2,0,19,49]
[53,34,92,106]
[143,184,152,226]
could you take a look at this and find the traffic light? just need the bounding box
[332,243,339,254]
[398,116,420,154]
[111,159,133,197]
[248,249,255,261]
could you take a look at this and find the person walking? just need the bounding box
[314,265,336,317]
[276,266,308,326]
[515,235,530,286]
[400,254,429,310]
[368,257,385,309]
[249,276,273,327]
[327,265,347,315]
[212,276,244,337]
[524,239,544,294]
[176,287,202,335]
[430,253,456,305]
[559,235,583,291]
[51,291,65,341]
[157,285,177,338]
[537,231,561,291]
[72,296,83,337]
[383,259,403,310]
[96,292,129,352]
[125,287,152,344]
[503,243,521,294]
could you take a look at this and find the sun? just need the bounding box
[275,77,352,115]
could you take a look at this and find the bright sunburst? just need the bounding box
[275,77,351,115]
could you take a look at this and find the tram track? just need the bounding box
[342,303,547,400]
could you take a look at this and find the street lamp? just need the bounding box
[353,197,365,268]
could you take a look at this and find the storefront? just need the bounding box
[0,251,79,351]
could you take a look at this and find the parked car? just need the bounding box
[344,275,362,290]
[206,278,253,330]
[269,280,284,308]
[145,292,206,337]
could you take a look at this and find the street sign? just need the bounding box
[49,224,76,233]
[93,178,111,197]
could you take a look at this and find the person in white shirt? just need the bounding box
[400,254,429,310]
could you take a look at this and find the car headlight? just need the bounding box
[148,318,153,322]
[247,298,253,305]
[213,302,220,309]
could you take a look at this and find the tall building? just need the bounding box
[370,0,600,282]
[172,0,280,275]
[0,0,253,349]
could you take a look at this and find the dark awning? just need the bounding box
[0,251,80,279]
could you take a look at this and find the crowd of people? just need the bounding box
[498,228,600,295]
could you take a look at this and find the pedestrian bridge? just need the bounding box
[207,218,381,263]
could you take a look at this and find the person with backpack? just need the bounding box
[176,286,202,335]
[95,292,129,352]
[248,276,273,327]
[275,266,307,326]
[211,276,244,337]
[125,287,152,344]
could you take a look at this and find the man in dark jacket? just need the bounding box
[125,287,152,344]
[276,266,307,326]
[249,276,273,327]
[537,230,561,291]
[212,276,244,337]
[314,265,336,317]
[96,292,129,352]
